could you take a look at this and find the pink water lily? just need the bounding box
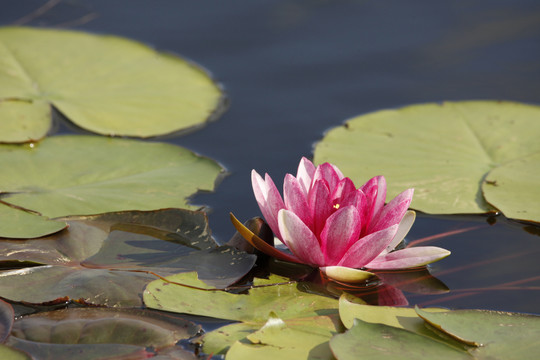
[239,157,450,282]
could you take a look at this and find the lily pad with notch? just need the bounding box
[0,26,225,142]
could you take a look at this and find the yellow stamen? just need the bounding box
[333,203,340,209]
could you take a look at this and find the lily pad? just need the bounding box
[0,135,223,238]
[0,345,32,360]
[143,272,338,322]
[225,313,339,360]
[482,152,540,223]
[0,202,67,239]
[330,319,471,360]
[337,294,466,349]
[0,26,224,142]
[0,209,255,306]
[313,101,540,221]
[416,307,540,359]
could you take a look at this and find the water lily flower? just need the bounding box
[231,157,450,283]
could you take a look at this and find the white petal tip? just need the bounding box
[320,266,374,283]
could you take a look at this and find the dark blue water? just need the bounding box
[1,0,539,314]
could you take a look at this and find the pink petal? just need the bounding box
[308,179,333,238]
[284,174,312,228]
[330,164,345,180]
[319,206,361,263]
[313,163,340,194]
[359,177,379,228]
[337,224,399,268]
[371,176,387,219]
[380,210,416,255]
[251,170,285,238]
[296,157,316,195]
[340,189,368,226]
[364,246,451,270]
[278,209,325,266]
[370,188,414,233]
[330,177,356,204]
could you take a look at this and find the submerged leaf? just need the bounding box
[0,209,255,306]
[10,308,199,348]
[0,299,14,342]
[0,26,224,142]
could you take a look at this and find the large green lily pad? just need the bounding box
[330,319,471,360]
[482,152,540,223]
[143,272,338,322]
[0,135,223,238]
[416,307,540,358]
[225,313,339,360]
[0,345,31,360]
[0,203,66,239]
[313,101,540,221]
[0,26,224,142]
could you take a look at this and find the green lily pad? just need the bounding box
[0,26,224,142]
[225,313,339,360]
[330,319,471,360]
[337,294,467,350]
[313,101,540,220]
[0,209,255,306]
[0,135,223,238]
[0,202,67,239]
[143,272,338,322]
[416,307,540,359]
[483,152,540,223]
[0,345,32,360]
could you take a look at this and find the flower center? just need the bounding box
[333,203,340,210]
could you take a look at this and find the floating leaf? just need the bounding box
[337,294,465,348]
[0,26,224,142]
[313,101,540,220]
[0,202,67,239]
[0,345,31,360]
[225,313,339,360]
[482,152,540,223]
[0,136,223,238]
[416,307,540,359]
[144,272,338,322]
[201,322,259,355]
[330,319,471,360]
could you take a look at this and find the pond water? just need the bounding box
[2,1,539,314]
